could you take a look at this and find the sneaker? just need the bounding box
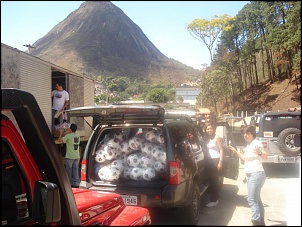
[206,200,219,208]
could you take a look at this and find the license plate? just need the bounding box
[279,156,299,163]
[121,195,137,205]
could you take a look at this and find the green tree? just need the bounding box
[166,88,176,102]
[95,93,107,105]
[94,96,99,104]
[145,88,169,103]
[201,69,230,115]
[106,77,130,92]
[187,14,234,62]
[177,96,184,103]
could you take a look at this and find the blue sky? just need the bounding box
[1,1,249,70]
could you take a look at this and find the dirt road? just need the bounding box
[150,162,301,226]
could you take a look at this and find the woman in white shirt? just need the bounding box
[204,123,224,208]
[229,125,268,226]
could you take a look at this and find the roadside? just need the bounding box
[285,162,301,226]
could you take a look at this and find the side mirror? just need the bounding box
[32,181,61,224]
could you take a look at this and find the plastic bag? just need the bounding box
[54,110,62,119]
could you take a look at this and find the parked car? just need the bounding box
[67,105,239,225]
[249,109,301,164]
[222,116,248,151]
[1,88,151,225]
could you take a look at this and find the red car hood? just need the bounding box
[73,188,123,224]
[72,188,151,225]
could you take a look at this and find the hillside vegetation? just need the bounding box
[217,77,301,116]
[196,2,301,116]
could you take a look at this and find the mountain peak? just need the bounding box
[31,1,199,84]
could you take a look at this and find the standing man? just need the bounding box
[52,82,69,127]
[59,123,81,188]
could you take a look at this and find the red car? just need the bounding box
[1,88,151,225]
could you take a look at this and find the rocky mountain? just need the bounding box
[31,1,200,85]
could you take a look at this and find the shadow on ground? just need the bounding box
[197,184,249,226]
[263,163,300,179]
[149,184,244,225]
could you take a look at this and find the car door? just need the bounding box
[223,116,247,151]
[215,122,239,180]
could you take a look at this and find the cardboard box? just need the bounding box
[52,128,71,138]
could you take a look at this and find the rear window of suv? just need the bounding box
[91,126,167,183]
[253,114,300,137]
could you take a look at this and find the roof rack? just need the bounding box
[66,105,165,124]
[165,113,193,123]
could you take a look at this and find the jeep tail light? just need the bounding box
[81,159,86,181]
[261,141,267,148]
[169,161,180,185]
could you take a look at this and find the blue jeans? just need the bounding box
[65,158,80,187]
[246,171,266,223]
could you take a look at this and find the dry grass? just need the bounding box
[219,78,301,115]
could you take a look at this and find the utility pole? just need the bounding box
[105,87,108,106]
[23,44,35,54]
[102,77,108,106]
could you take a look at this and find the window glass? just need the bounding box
[263,115,300,131]
[2,140,29,224]
[170,125,188,149]
[170,124,201,158]
[93,126,166,182]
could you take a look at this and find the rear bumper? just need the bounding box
[84,182,190,208]
[263,155,301,164]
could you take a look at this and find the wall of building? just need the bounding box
[1,44,21,88]
[1,43,94,138]
[175,85,201,106]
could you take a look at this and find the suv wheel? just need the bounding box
[277,128,301,155]
[176,182,200,225]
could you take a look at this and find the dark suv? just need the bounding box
[249,110,301,164]
[68,105,239,224]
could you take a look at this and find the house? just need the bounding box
[175,84,201,106]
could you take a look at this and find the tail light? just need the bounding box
[81,159,86,181]
[261,141,267,148]
[169,161,180,185]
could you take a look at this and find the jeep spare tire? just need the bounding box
[277,128,301,155]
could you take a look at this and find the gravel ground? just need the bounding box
[149,162,301,225]
[198,163,301,226]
